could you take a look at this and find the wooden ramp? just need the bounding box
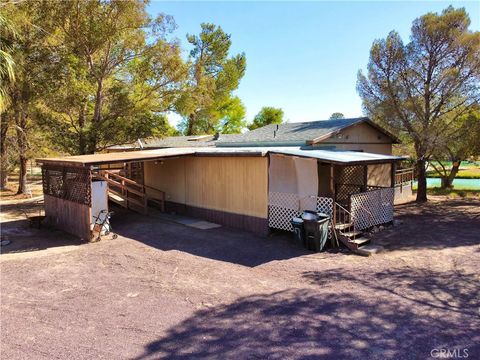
[100,170,165,215]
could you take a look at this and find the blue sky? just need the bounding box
[148,1,480,127]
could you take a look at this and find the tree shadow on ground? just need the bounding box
[133,270,479,359]
[0,219,83,255]
[377,198,480,251]
[303,268,480,318]
[112,205,311,267]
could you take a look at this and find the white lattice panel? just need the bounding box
[268,192,333,232]
[268,206,301,231]
[351,188,394,230]
[268,192,299,210]
[317,197,334,215]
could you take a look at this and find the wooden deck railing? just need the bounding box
[98,170,165,215]
[103,170,147,214]
[395,168,414,185]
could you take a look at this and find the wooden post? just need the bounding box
[45,166,50,193]
[62,167,67,196]
[391,162,396,187]
[362,165,368,192]
[143,194,148,215]
[329,164,335,198]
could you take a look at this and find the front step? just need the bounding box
[335,221,384,256]
[349,237,370,246]
[335,223,353,230]
[340,230,362,238]
[336,229,373,255]
[358,244,384,255]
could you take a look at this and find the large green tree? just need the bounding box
[2,1,59,193]
[429,109,480,188]
[0,13,16,111]
[0,12,17,189]
[215,96,247,134]
[248,107,284,130]
[329,112,344,120]
[177,23,246,135]
[37,0,187,155]
[357,6,480,202]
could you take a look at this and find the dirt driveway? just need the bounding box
[1,197,479,359]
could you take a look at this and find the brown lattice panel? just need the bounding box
[42,165,91,205]
[335,165,366,205]
[350,188,394,230]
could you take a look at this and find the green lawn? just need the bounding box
[428,160,480,169]
[427,168,480,179]
[427,161,480,179]
[426,188,480,198]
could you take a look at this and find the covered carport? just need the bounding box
[37,148,198,240]
[37,148,271,240]
[37,147,404,241]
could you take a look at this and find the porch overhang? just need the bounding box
[267,148,406,165]
[37,146,406,168]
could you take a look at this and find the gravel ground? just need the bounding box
[1,197,479,359]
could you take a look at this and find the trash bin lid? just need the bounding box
[291,217,304,224]
[301,211,318,221]
[317,212,330,219]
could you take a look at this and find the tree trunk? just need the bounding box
[86,80,104,154]
[78,101,87,155]
[186,113,195,135]
[0,167,7,190]
[441,161,461,189]
[0,112,9,189]
[16,109,28,195]
[93,80,103,124]
[415,158,428,202]
[17,154,27,195]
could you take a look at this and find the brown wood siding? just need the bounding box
[44,194,91,240]
[314,122,393,154]
[144,157,186,204]
[315,143,392,155]
[367,163,392,187]
[144,156,268,219]
[317,163,333,197]
[163,201,269,235]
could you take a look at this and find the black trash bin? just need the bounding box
[291,217,305,247]
[302,211,330,252]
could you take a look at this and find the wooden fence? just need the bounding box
[395,168,414,185]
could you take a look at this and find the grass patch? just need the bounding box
[428,161,480,169]
[427,168,480,179]
[427,187,480,198]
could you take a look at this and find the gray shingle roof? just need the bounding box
[107,117,398,151]
[142,135,216,148]
[216,117,372,146]
[108,134,239,150]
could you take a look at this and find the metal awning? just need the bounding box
[266,147,405,165]
[37,148,198,167]
[37,146,405,167]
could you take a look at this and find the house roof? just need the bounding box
[107,134,240,150]
[37,146,405,168]
[215,117,400,146]
[107,117,399,151]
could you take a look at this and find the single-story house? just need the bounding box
[37,117,414,253]
[107,117,399,155]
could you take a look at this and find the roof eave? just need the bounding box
[307,117,401,145]
[268,151,406,165]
